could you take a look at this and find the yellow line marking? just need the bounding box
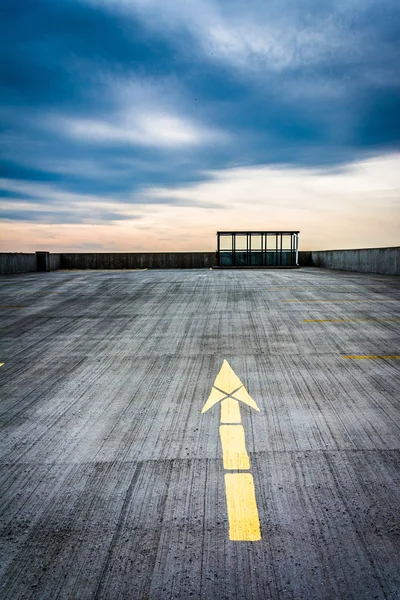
[201,360,261,542]
[268,286,396,290]
[304,318,400,323]
[284,299,398,303]
[342,355,400,360]
[0,305,26,308]
[201,359,259,414]
[225,473,261,541]
[0,363,4,367]
[220,398,241,423]
[219,425,250,470]
[269,287,340,290]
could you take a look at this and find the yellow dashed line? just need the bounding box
[0,305,26,308]
[269,286,339,290]
[268,285,396,290]
[284,299,398,303]
[225,473,261,541]
[304,319,400,323]
[342,355,400,360]
[219,425,250,470]
[202,360,261,542]
[220,397,242,423]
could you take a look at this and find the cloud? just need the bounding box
[83,0,399,76]
[0,0,399,246]
[144,152,400,206]
[3,152,398,248]
[0,173,226,225]
[0,209,138,225]
[40,69,229,150]
[52,110,226,148]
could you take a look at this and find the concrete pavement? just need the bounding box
[0,267,399,599]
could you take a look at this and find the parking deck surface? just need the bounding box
[0,267,399,599]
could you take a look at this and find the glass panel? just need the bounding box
[250,234,262,265]
[282,235,292,250]
[234,252,248,265]
[265,234,277,265]
[266,235,277,250]
[220,235,233,250]
[265,252,277,266]
[220,252,233,265]
[235,235,247,250]
[250,235,261,250]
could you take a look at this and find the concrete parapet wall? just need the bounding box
[0,252,61,275]
[60,252,216,269]
[49,254,61,270]
[61,251,312,269]
[311,247,400,275]
[298,251,312,266]
[1,248,399,274]
[0,253,37,275]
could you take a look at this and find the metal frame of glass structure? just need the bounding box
[217,231,299,267]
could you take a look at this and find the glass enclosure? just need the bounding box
[217,231,299,267]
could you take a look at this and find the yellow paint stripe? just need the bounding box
[342,355,400,360]
[214,359,245,394]
[219,425,250,470]
[202,360,259,413]
[201,386,227,413]
[233,385,260,411]
[225,473,261,541]
[269,286,395,290]
[0,305,26,308]
[220,398,241,423]
[269,286,341,290]
[284,299,398,303]
[304,318,400,323]
[0,363,4,367]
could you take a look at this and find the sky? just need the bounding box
[1,0,399,252]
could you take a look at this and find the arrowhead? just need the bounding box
[201,360,260,413]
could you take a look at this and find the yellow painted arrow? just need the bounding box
[201,360,261,542]
[201,359,260,422]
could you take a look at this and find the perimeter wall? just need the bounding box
[0,248,399,275]
[0,253,37,275]
[60,252,216,270]
[311,247,400,275]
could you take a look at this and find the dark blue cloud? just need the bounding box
[356,90,400,146]
[0,0,181,108]
[1,0,399,223]
[0,208,141,224]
